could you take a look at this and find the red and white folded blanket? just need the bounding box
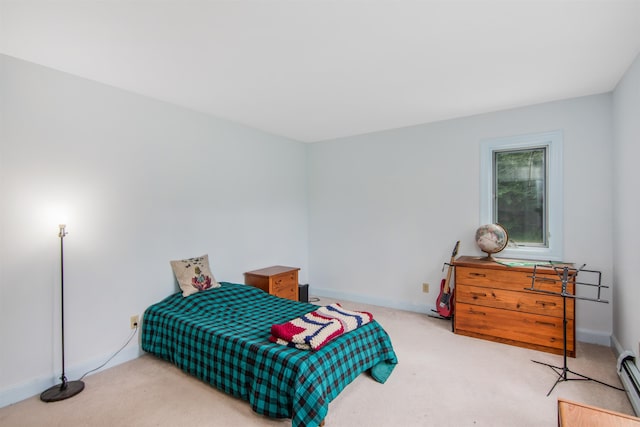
[269,303,374,350]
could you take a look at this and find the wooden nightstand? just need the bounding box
[244,266,300,301]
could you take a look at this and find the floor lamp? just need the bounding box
[40,224,85,402]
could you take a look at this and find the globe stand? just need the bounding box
[482,252,496,261]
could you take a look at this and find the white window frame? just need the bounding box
[480,130,563,261]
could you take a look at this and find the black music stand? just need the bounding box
[528,264,624,396]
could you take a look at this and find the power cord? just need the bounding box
[78,323,139,381]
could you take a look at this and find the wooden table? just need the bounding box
[558,398,640,426]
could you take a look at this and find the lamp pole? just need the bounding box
[40,224,85,402]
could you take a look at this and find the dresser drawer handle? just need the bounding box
[469,273,486,278]
[471,292,487,298]
[536,300,556,307]
[535,320,556,327]
[469,309,487,316]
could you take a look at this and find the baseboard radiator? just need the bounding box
[618,351,640,416]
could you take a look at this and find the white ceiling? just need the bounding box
[1,1,640,142]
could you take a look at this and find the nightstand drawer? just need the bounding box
[273,272,296,290]
[274,284,297,300]
[273,272,297,298]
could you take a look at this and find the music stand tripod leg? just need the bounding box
[531,266,624,396]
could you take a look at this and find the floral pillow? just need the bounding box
[170,254,220,297]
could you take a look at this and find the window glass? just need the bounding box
[494,147,546,246]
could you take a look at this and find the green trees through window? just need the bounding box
[494,148,546,246]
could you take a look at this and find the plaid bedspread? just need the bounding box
[141,282,398,427]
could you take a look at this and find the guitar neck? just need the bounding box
[441,240,460,295]
[442,256,455,293]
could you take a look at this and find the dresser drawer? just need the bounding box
[456,284,572,319]
[456,266,574,294]
[455,302,574,352]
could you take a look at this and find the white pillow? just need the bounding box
[170,254,220,297]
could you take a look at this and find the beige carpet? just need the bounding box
[0,297,634,426]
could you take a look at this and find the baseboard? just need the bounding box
[0,343,142,408]
[611,334,635,358]
[312,287,435,314]
[575,328,612,346]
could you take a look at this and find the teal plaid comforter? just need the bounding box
[141,282,397,427]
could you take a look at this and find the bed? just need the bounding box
[141,282,398,427]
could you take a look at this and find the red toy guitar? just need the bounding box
[435,241,460,318]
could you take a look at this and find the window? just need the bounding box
[480,131,563,261]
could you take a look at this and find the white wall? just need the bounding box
[0,55,309,405]
[307,93,614,344]
[612,52,640,358]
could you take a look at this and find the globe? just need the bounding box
[475,224,509,260]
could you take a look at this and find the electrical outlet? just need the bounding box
[422,283,430,293]
[130,315,139,329]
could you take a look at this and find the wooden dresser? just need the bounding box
[453,256,575,356]
[244,265,299,301]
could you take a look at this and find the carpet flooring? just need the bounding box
[0,296,634,426]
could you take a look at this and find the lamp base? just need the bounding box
[40,380,85,402]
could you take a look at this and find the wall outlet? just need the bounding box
[130,315,139,329]
[422,283,430,293]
